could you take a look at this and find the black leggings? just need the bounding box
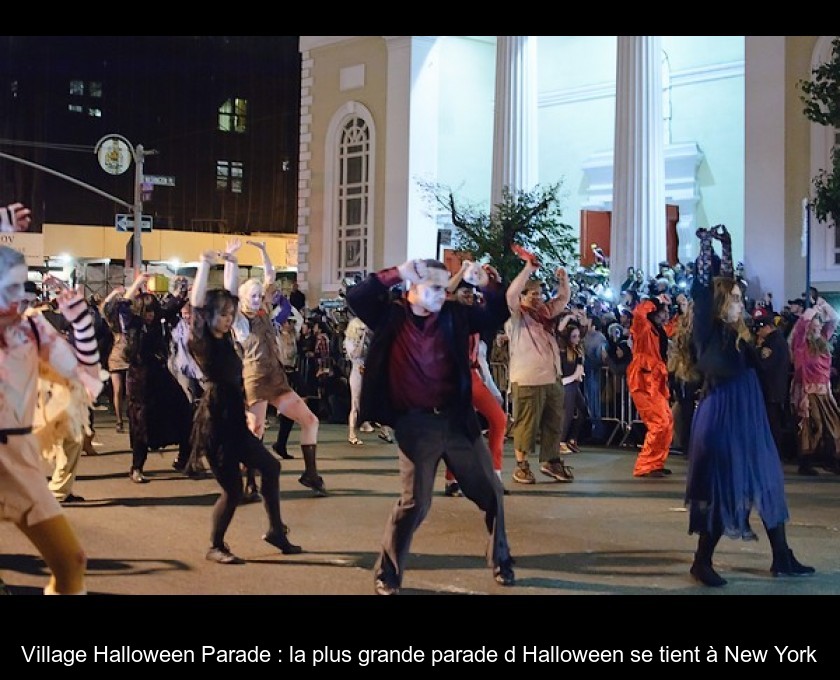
[561,382,590,442]
[209,434,284,549]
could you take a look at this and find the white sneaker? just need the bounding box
[359,422,375,433]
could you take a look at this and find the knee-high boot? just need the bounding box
[690,530,727,587]
[272,415,295,459]
[298,444,328,496]
[765,522,815,577]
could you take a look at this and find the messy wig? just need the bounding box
[188,289,238,368]
[713,278,751,350]
[668,300,701,384]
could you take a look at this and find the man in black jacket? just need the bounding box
[753,309,795,462]
[346,258,514,595]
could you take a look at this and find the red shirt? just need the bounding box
[388,311,456,412]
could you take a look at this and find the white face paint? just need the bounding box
[238,280,263,314]
[415,281,447,313]
[724,287,744,324]
[0,263,27,317]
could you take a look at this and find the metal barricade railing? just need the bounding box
[486,360,643,447]
[598,365,643,447]
[489,361,512,419]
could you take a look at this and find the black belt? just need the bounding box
[403,406,450,416]
[0,427,33,444]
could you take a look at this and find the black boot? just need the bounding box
[298,444,328,496]
[272,415,295,459]
[690,531,727,587]
[766,523,815,577]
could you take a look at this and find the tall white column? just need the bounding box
[610,36,666,293]
[383,36,441,264]
[491,36,538,209]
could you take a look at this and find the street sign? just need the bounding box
[95,135,132,175]
[143,174,175,187]
[115,213,153,232]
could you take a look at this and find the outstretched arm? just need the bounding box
[248,240,275,284]
[124,272,150,300]
[545,266,571,318]
[506,258,540,310]
[191,250,217,309]
[711,224,733,278]
[222,238,242,296]
[447,259,471,294]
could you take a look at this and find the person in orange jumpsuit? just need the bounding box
[627,295,674,477]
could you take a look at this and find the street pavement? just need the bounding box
[3,408,840,597]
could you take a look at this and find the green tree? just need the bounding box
[799,36,840,228]
[419,180,579,285]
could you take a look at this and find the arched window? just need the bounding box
[323,102,376,290]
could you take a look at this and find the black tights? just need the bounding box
[210,440,284,549]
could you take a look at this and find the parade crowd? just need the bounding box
[1,198,826,594]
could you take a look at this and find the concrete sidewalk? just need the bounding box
[3,408,839,596]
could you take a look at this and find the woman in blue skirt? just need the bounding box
[683,224,813,587]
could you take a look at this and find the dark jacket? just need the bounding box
[346,268,509,440]
[755,328,791,404]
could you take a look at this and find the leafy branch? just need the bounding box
[418,179,579,284]
[799,36,840,228]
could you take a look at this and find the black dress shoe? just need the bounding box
[263,531,302,555]
[299,473,328,496]
[637,469,666,478]
[60,493,86,504]
[271,442,294,459]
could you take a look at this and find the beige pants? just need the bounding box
[48,436,83,501]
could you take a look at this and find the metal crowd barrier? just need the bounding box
[488,361,644,447]
[598,366,643,447]
[489,361,512,419]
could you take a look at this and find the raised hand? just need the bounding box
[42,274,69,294]
[0,202,32,232]
[397,259,428,285]
[482,263,501,283]
[463,262,489,288]
[224,238,243,259]
[246,240,267,251]
[512,243,540,268]
[711,224,731,243]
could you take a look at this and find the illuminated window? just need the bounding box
[218,97,248,133]
[69,80,84,96]
[68,104,83,113]
[336,117,370,282]
[88,108,102,118]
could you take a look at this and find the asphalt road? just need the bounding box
[3,408,840,598]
